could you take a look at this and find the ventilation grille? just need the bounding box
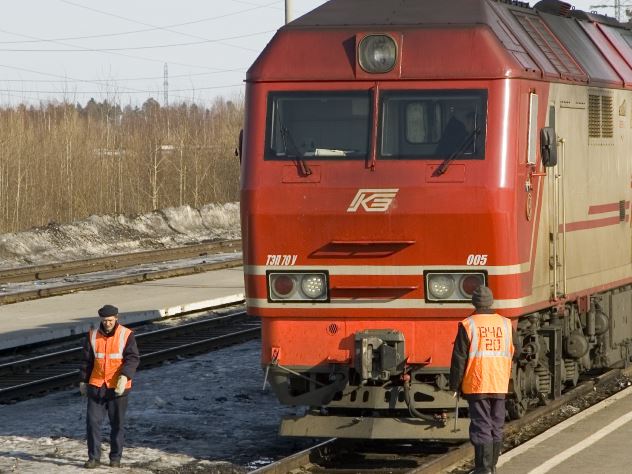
[588,94,614,139]
[589,95,601,137]
[601,96,613,138]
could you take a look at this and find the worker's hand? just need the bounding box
[114,375,128,396]
[79,382,88,397]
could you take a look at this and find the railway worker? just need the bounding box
[79,304,140,469]
[449,286,515,474]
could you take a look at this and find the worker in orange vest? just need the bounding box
[80,304,139,469]
[449,286,515,474]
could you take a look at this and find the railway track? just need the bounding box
[0,309,258,403]
[252,368,632,474]
[0,239,242,305]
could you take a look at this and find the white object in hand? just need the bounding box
[115,375,128,395]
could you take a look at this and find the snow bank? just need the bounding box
[0,203,241,268]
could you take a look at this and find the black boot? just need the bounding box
[491,441,502,473]
[469,443,493,474]
[83,459,100,469]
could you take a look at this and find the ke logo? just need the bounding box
[347,188,399,212]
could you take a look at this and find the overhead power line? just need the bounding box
[58,0,280,53]
[0,83,243,94]
[0,29,273,52]
[0,0,281,45]
[0,0,278,104]
[0,26,242,71]
[0,68,245,83]
[0,64,148,94]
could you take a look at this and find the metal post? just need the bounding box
[163,63,168,107]
[453,394,460,432]
[285,0,293,24]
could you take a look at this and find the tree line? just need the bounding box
[0,97,243,232]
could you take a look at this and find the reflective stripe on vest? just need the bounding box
[90,329,105,359]
[461,313,514,394]
[90,326,127,359]
[88,325,132,389]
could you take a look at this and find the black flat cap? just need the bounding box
[98,304,119,317]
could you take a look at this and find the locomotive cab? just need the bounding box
[241,0,632,439]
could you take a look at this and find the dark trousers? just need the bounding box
[468,397,505,445]
[86,384,129,461]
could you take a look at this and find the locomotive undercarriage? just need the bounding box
[510,283,632,418]
[271,284,632,439]
[270,364,470,439]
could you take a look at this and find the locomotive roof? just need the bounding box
[248,0,632,88]
[289,0,499,26]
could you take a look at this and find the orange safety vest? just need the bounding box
[88,324,133,390]
[461,313,513,394]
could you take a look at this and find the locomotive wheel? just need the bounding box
[507,398,527,419]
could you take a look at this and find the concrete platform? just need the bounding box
[498,385,632,473]
[0,267,245,350]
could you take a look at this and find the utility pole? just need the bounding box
[590,0,632,21]
[164,62,170,139]
[163,63,169,107]
[285,0,293,24]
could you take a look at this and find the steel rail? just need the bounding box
[0,239,241,283]
[0,309,258,403]
[413,367,626,473]
[251,368,629,474]
[0,256,243,305]
[251,439,338,474]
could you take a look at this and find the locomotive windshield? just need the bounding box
[266,91,370,159]
[380,89,487,159]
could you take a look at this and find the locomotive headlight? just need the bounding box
[427,274,456,300]
[358,35,397,73]
[424,271,487,302]
[267,271,329,302]
[301,274,326,299]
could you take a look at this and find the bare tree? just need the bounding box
[0,95,243,232]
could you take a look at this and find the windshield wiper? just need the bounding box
[280,126,312,176]
[432,129,479,177]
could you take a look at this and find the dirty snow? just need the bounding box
[0,203,316,473]
[0,203,241,269]
[0,340,312,473]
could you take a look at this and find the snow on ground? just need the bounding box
[0,340,314,473]
[0,203,241,269]
[0,203,316,473]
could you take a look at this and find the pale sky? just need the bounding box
[0,0,611,107]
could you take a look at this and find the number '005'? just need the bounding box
[466,254,488,265]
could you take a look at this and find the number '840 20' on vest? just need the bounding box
[477,325,504,339]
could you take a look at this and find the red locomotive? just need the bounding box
[240,0,632,439]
